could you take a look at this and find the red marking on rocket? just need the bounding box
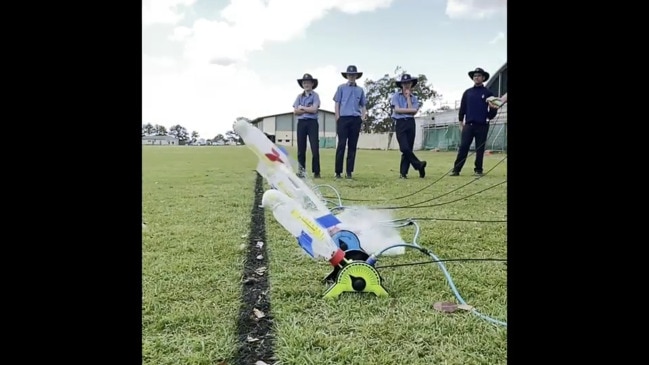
[265,148,284,164]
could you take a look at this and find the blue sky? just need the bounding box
[143,0,507,139]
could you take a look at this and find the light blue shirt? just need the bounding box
[333,83,367,117]
[293,91,320,119]
[390,91,419,119]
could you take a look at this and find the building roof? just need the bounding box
[486,62,507,89]
[250,109,335,124]
[142,135,179,140]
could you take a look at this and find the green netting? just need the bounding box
[319,137,336,148]
[485,123,507,151]
[423,125,462,150]
[423,123,507,151]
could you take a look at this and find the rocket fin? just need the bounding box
[315,213,342,229]
[297,231,315,257]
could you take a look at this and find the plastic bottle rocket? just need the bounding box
[233,118,332,216]
[261,189,345,267]
[263,162,330,214]
[233,118,293,172]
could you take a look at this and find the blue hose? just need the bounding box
[369,243,507,328]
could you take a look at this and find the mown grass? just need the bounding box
[143,145,507,365]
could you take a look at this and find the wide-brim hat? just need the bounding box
[468,67,490,81]
[395,73,418,88]
[341,65,363,79]
[297,73,318,89]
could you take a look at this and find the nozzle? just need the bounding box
[328,248,345,267]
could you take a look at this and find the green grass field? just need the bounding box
[142,145,507,365]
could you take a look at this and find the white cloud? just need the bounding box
[168,25,192,41]
[143,0,395,138]
[488,31,505,44]
[172,0,395,65]
[142,0,197,26]
[143,54,177,70]
[445,0,506,20]
[142,58,376,138]
[143,58,264,139]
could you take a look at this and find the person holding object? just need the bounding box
[293,73,321,178]
[390,73,427,179]
[333,65,368,179]
[451,67,499,177]
[487,92,507,108]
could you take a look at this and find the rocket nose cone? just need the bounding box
[261,189,282,208]
[261,189,293,209]
[232,119,250,134]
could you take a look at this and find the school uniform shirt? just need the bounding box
[293,91,321,120]
[391,91,419,119]
[333,82,367,117]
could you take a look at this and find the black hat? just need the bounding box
[468,67,490,81]
[395,73,418,88]
[297,73,318,89]
[341,65,363,79]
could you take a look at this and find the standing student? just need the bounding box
[293,73,321,178]
[333,65,368,179]
[391,73,427,179]
[451,67,499,176]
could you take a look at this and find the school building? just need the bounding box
[250,109,339,148]
[142,135,179,145]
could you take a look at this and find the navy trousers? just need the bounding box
[296,119,320,174]
[453,122,490,173]
[335,116,362,174]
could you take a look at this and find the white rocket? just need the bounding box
[233,118,344,259]
[233,119,333,216]
[261,189,345,266]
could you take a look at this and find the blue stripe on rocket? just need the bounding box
[296,213,341,257]
[277,145,289,156]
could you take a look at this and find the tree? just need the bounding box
[153,124,168,136]
[363,66,441,133]
[189,130,200,144]
[168,124,189,145]
[213,134,225,142]
[225,130,243,144]
[142,123,154,136]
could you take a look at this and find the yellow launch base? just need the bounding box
[323,261,389,299]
